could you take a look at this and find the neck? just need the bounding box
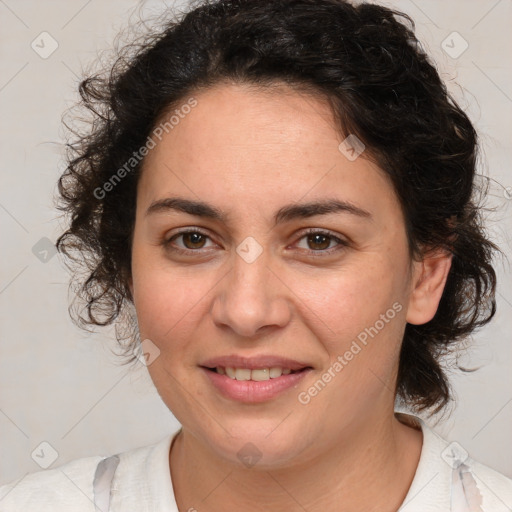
[169,410,422,512]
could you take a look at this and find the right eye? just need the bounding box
[163,229,216,254]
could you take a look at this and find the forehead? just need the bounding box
[137,82,398,221]
[164,81,340,151]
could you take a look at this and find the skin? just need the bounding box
[128,82,452,512]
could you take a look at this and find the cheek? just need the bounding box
[300,262,402,338]
[131,255,217,353]
[293,256,409,394]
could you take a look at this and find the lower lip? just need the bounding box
[201,367,311,403]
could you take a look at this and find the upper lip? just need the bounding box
[200,355,312,371]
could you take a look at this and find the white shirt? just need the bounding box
[1,414,511,511]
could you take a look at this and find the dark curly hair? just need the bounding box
[55,0,499,414]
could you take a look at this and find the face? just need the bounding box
[129,82,425,468]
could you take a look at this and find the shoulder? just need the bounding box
[397,412,512,511]
[461,454,512,510]
[427,423,512,506]
[0,433,177,512]
[0,454,104,511]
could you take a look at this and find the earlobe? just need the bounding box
[406,250,453,325]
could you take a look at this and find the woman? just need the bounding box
[1,0,511,510]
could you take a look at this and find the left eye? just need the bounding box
[296,231,343,252]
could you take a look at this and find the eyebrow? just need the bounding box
[145,196,372,225]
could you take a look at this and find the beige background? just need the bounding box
[1,0,511,486]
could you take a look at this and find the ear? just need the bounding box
[406,249,453,325]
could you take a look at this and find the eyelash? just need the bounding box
[162,227,348,257]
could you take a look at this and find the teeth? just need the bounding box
[235,368,251,381]
[269,367,282,378]
[217,366,295,380]
[251,368,269,381]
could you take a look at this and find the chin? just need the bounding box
[203,421,308,469]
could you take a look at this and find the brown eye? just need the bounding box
[294,230,348,257]
[164,230,214,253]
[306,233,332,251]
[181,232,207,249]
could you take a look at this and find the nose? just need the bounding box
[210,250,291,338]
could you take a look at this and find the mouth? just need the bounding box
[202,366,309,381]
[200,362,313,403]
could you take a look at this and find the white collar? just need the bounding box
[110,414,460,511]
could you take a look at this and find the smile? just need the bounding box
[202,366,312,403]
[210,366,297,381]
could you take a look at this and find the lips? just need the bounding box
[199,354,313,403]
[200,354,311,372]
[201,366,311,403]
